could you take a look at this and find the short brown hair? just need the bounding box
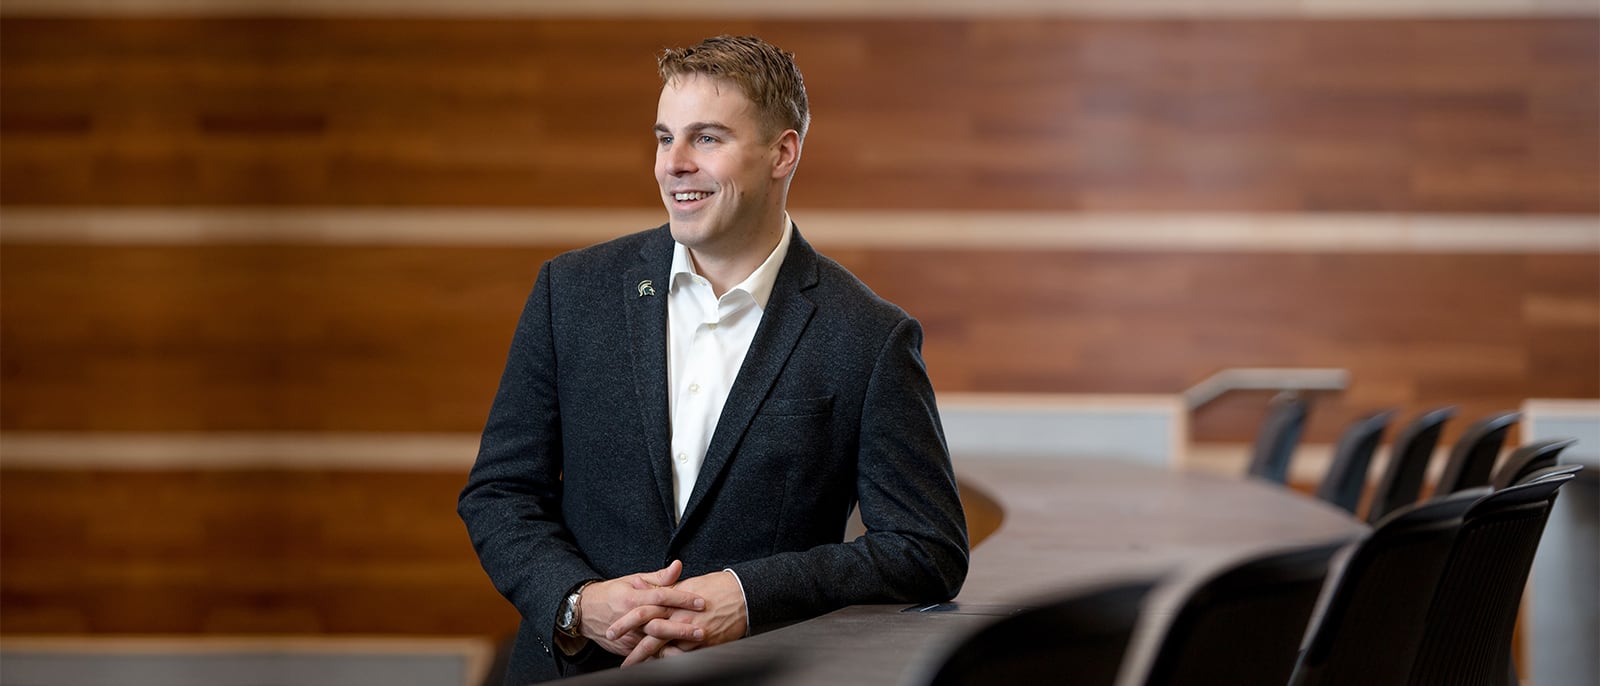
[658,35,810,141]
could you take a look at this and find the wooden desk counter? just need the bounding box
[563,458,1368,686]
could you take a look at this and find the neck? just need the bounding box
[688,210,786,297]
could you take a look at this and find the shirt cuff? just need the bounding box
[721,568,753,637]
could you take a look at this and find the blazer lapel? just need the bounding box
[624,225,678,525]
[675,228,820,533]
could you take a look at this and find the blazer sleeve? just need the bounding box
[728,316,970,629]
[458,262,601,658]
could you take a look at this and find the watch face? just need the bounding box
[559,592,580,633]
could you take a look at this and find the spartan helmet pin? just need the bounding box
[637,280,656,297]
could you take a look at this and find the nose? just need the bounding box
[662,141,697,176]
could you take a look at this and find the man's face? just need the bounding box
[654,74,780,254]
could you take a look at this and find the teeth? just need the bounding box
[674,191,711,201]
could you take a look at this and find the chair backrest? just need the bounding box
[1515,463,1584,487]
[1315,410,1396,514]
[1247,394,1311,484]
[1129,538,1355,686]
[926,579,1159,686]
[1366,407,1456,523]
[1288,489,1484,686]
[1490,437,1578,491]
[1433,411,1520,496]
[1408,473,1577,686]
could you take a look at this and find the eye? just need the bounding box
[697,134,718,144]
[658,135,673,145]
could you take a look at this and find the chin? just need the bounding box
[668,221,706,246]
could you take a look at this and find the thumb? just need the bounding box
[636,559,684,588]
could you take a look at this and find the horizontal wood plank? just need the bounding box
[0,468,519,635]
[4,0,1597,18]
[2,17,1595,211]
[3,243,1594,444]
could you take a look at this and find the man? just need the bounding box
[458,35,968,684]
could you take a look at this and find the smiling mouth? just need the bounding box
[673,191,713,202]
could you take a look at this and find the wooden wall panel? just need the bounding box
[2,17,1595,212]
[4,243,1595,443]
[0,468,520,635]
[2,8,1594,650]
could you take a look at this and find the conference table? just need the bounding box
[562,457,1369,686]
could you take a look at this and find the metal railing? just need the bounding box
[1183,367,1350,411]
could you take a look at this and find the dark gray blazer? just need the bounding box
[458,224,969,684]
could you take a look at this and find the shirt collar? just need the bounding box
[669,212,794,310]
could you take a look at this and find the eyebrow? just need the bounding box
[654,121,735,136]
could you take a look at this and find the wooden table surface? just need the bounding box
[563,457,1368,686]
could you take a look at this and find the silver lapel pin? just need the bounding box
[637,280,656,297]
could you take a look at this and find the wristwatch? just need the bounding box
[557,582,592,639]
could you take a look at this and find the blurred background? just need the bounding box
[1,0,1596,684]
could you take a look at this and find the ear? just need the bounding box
[770,129,802,180]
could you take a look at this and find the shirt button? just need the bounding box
[689,383,701,394]
[707,323,718,331]
[676,452,688,464]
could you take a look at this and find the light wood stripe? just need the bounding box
[3,209,1596,253]
[0,432,481,470]
[0,429,1450,488]
[1522,398,1600,415]
[0,636,494,686]
[0,393,1184,469]
[2,0,1594,18]
[0,635,492,657]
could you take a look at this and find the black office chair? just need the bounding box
[925,579,1159,686]
[1288,489,1484,686]
[1407,471,1579,686]
[1366,407,1456,523]
[1434,411,1520,497]
[1515,463,1584,487]
[1126,538,1355,686]
[1315,410,1395,514]
[1490,438,1578,491]
[1247,393,1311,485]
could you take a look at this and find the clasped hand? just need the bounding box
[577,559,748,665]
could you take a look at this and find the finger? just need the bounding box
[599,631,642,656]
[607,605,670,641]
[607,588,704,639]
[640,586,705,612]
[660,644,692,658]
[623,634,668,667]
[636,559,683,588]
[641,617,704,643]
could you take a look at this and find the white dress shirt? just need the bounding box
[666,216,793,522]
